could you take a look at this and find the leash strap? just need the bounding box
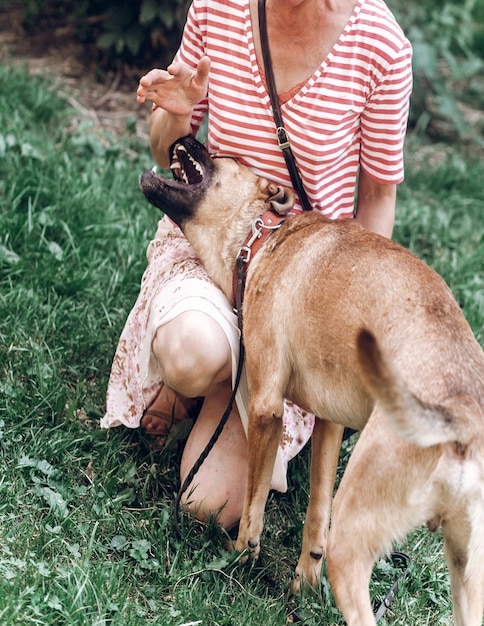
[176,9,410,616]
[173,340,245,544]
[258,0,312,212]
[175,0,309,537]
[373,551,410,622]
[173,257,247,545]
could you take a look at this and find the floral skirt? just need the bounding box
[101,216,314,491]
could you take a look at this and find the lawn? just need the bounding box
[0,63,483,625]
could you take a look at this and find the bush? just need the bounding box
[95,0,190,64]
[388,0,484,140]
[19,0,191,67]
[14,0,484,142]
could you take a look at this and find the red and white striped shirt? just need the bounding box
[174,0,413,217]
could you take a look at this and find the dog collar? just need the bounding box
[232,209,287,318]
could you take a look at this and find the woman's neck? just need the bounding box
[252,0,357,93]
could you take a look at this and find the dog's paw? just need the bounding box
[289,573,302,596]
[234,536,261,562]
[290,564,320,596]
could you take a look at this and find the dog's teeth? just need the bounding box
[170,162,181,170]
[188,154,203,176]
[151,165,157,173]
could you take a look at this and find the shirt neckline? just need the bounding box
[246,0,364,106]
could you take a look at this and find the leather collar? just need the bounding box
[232,209,287,316]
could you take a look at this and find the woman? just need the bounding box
[102,0,413,529]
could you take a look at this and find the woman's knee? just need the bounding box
[181,488,244,530]
[152,311,232,395]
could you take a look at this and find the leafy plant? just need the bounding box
[17,0,191,66]
[96,0,190,64]
[388,0,484,140]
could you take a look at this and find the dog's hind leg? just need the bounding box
[326,419,440,625]
[291,419,344,593]
[443,508,484,626]
[235,404,283,560]
[326,485,380,625]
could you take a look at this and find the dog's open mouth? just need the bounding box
[143,134,213,191]
[169,141,205,185]
[139,135,215,227]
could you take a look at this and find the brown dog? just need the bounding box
[140,135,484,626]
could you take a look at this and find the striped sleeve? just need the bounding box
[172,1,209,135]
[360,38,413,184]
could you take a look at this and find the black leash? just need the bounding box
[175,0,312,539]
[258,2,411,614]
[173,256,247,545]
[175,2,410,614]
[373,551,411,622]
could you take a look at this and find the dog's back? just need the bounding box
[244,211,484,430]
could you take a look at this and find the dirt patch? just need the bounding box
[0,3,152,142]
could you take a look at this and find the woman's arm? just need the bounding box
[354,167,396,239]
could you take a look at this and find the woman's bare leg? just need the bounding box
[151,310,248,529]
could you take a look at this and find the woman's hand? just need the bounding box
[137,56,211,117]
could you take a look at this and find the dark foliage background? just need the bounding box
[9,0,484,143]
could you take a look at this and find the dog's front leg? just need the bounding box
[235,409,282,560]
[291,419,344,593]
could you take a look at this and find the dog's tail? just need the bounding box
[356,328,478,447]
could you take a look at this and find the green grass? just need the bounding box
[0,63,482,625]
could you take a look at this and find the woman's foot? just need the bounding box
[141,383,203,448]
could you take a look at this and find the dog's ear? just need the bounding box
[265,183,295,215]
